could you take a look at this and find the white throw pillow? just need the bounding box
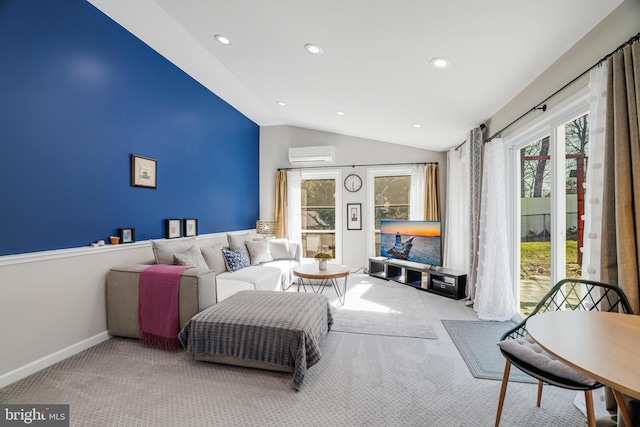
[151,236,199,265]
[269,238,292,260]
[201,243,227,273]
[227,232,253,251]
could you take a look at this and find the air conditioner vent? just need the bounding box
[288,146,335,164]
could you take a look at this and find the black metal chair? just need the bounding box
[494,278,633,427]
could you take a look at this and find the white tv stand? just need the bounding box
[368,257,467,300]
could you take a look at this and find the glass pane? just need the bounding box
[374,175,411,257]
[301,232,335,259]
[563,113,589,308]
[301,178,335,259]
[301,179,336,231]
[520,136,552,316]
[564,113,588,280]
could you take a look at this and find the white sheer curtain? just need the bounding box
[444,145,469,271]
[581,65,608,281]
[286,170,302,243]
[410,164,426,220]
[474,137,516,321]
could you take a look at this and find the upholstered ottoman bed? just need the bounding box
[178,290,332,390]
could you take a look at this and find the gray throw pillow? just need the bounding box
[201,243,227,274]
[497,335,597,386]
[151,236,199,265]
[246,239,270,265]
[269,238,292,260]
[227,232,253,251]
[173,245,209,269]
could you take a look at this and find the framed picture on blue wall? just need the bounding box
[118,227,135,243]
[165,219,182,239]
[183,219,198,237]
[131,154,157,189]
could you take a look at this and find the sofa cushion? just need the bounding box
[227,232,253,251]
[497,335,597,386]
[173,245,208,269]
[201,243,227,274]
[269,238,293,260]
[246,239,271,265]
[222,248,251,272]
[151,236,199,265]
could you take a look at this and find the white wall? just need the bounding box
[259,125,447,270]
[0,232,245,388]
[486,0,640,139]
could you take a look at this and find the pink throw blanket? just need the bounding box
[139,264,192,350]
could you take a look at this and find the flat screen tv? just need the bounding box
[380,220,441,266]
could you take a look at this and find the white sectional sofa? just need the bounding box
[106,233,300,339]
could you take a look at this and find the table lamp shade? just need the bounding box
[256,220,276,236]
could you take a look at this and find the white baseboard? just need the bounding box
[0,332,111,389]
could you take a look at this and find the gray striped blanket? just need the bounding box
[178,290,332,390]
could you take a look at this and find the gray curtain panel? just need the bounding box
[599,40,640,427]
[467,127,483,302]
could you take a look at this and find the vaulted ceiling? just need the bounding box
[89,0,623,151]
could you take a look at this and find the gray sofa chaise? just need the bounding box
[106,233,301,339]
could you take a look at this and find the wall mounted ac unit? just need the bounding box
[288,146,335,164]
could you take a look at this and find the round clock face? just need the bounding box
[344,174,362,192]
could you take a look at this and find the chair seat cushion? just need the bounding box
[497,335,597,386]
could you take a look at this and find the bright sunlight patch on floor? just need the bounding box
[341,280,400,314]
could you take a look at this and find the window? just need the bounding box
[506,89,589,316]
[368,168,412,257]
[300,170,340,260]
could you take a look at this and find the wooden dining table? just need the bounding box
[527,311,640,427]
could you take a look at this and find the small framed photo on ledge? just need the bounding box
[165,219,182,239]
[183,218,198,237]
[347,203,362,230]
[131,154,157,189]
[118,228,135,244]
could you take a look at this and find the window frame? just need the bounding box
[504,87,590,311]
[300,168,342,263]
[366,166,413,257]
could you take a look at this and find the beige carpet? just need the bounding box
[0,274,588,426]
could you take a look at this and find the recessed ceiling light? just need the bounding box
[277,101,287,107]
[336,111,345,116]
[214,34,231,45]
[429,57,450,69]
[304,43,323,55]
[412,123,422,128]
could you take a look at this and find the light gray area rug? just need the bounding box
[328,278,438,339]
[442,319,536,384]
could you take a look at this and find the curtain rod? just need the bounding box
[484,32,640,144]
[454,124,486,151]
[278,161,437,171]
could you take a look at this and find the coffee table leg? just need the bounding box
[331,276,347,306]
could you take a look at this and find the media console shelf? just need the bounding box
[368,257,467,300]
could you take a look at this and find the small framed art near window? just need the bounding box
[183,218,198,237]
[131,154,157,189]
[165,219,182,239]
[347,203,362,230]
[118,227,135,244]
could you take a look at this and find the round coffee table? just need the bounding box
[292,264,350,306]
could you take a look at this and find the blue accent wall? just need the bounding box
[0,0,260,255]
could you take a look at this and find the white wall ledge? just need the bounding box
[0,230,251,267]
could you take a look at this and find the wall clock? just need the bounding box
[344,174,363,192]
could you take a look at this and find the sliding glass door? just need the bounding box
[509,100,589,315]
